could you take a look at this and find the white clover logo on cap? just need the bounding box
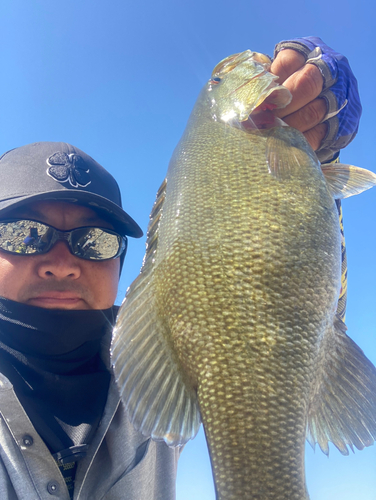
[46,152,91,188]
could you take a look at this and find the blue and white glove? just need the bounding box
[274,36,362,162]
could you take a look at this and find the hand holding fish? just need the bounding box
[271,49,327,150]
[271,37,361,162]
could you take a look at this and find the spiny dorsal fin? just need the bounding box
[111,178,201,447]
[321,163,376,199]
[143,178,167,269]
[307,316,376,455]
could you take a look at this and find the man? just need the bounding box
[0,38,360,499]
[0,142,181,500]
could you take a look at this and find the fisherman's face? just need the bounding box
[0,201,120,309]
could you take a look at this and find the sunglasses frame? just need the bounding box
[0,219,128,261]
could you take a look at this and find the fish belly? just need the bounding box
[153,122,341,499]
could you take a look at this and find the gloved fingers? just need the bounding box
[318,89,349,159]
[273,38,337,89]
[273,37,362,162]
[271,49,327,151]
[303,123,328,152]
[305,46,337,90]
[270,48,306,84]
[282,98,327,132]
[273,62,324,119]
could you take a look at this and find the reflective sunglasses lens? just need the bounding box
[70,227,123,260]
[0,221,52,254]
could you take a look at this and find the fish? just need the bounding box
[111,50,376,499]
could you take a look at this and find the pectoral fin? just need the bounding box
[322,163,376,199]
[265,127,319,179]
[307,316,376,455]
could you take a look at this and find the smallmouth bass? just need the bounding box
[111,50,376,499]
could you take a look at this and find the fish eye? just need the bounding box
[210,77,221,84]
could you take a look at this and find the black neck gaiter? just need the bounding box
[0,297,117,456]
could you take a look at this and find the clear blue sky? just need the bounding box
[1,0,375,498]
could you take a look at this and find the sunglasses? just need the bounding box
[0,219,127,261]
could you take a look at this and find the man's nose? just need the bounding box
[36,241,82,279]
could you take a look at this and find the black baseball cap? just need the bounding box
[0,142,143,238]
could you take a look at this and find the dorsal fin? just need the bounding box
[321,163,376,199]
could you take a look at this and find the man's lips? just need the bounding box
[19,283,92,309]
[27,292,84,307]
[30,291,81,299]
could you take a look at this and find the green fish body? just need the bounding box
[111,51,376,499]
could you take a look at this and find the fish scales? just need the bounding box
[111,50,376,500]
[153,120,340,499]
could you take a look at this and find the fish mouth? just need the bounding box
[231,73,292,122]
[220,72,280,123]
[228,70,269,96]
[210,50,292,123]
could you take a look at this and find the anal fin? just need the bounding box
[307,316,376,455]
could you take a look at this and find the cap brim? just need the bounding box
[0,190,143,238]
